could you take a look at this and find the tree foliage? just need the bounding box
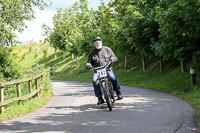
[155,0,200,62]
[40,0,200,71]
[0,0,49,46]
[0,0,49,80]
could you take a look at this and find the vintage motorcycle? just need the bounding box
[93,61,115,111]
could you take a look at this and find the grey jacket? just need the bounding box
[87,46,118,68]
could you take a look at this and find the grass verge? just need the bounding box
[0,73,53,122]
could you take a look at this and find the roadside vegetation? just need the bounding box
[0,0,53,122]
[0,42,53,122]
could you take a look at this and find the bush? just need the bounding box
[0,47,22,81]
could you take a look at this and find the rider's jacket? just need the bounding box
[87,46,118,68]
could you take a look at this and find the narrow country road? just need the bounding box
[0,80,197,133]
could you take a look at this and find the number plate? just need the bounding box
[97,68,107,78]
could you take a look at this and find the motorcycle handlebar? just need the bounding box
[93,61,112,71]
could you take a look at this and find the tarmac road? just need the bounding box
[0,80,197,133]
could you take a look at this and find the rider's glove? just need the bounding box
[110,57,117,63]
[85,63,92,69]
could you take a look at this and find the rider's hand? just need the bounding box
[110,57,117,63]
[85,63,92,69]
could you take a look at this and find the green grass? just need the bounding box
[0,96,49,121]
[0,75,53,122]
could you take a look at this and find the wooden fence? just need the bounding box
[0,73,44,114]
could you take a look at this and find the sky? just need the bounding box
[16,0,109,43]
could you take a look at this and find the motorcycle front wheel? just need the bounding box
[101,81,112,111]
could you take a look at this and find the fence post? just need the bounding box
[28,81,32,94]
[35,78,39,97]
[29,80,33,100]
[16,83,22,105]
[0,87,4,114]
[41,74,43,89]
[190,66,196,88]
[50,66,53,76]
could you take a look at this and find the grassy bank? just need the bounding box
[0,42,53,122]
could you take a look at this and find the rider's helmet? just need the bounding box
[93,36,102,42]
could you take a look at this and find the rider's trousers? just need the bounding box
[92,69,121,97]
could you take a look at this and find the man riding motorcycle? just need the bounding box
[86,36,123,105]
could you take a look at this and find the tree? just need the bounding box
[49,0,96,66]
[73,0,98,55]
[0,0,50,46]
[155,0,200,73]
[106,1,135,69]
[0,0,49,80]
[112,0,159,70]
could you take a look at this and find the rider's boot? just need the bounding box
[116,91,123,100]
[97,97,105,105]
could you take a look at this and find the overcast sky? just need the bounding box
[16,0,109,43]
